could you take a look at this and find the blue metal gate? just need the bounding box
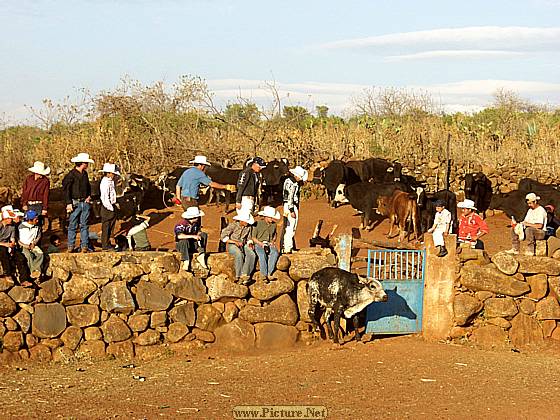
[365,249,426,334]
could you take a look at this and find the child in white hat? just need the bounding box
[252,206,281,282]
[99,163,121,251]
[220,210,256,284]
[174,207,208,271]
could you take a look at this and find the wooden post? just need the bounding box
[334,234,353,271]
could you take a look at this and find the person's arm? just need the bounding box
[42,178,50,213]
[477,216,489,239]
[62,171,74,208]
[100,179,114,211]
[21,177,29,209]
[209,181,226,189]
[236,170,249,204]
[85,173,92,203]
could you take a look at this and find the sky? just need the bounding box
[1,0,559,124]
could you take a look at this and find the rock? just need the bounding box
[552,328,560,340]
[223,302,239,323]
[166,322,189,343]
[239,294,298,326]
[84,326,102,341]
[169,302,196,326]
[475,291,494,301]
[193,328,215,342]
[453,294,483,326]
[76,340,106,359]
[276,255,291,272]
[250,272,294,301]
[248,298,261,306]
[3,331,24,352]
[535,240,548,257]
[212,302,225,313]
[548,276,560,300]
[536,296,560,320]
[25,333,37,348]
[459,248,490,264]
[527,274,548,300]
[32,303,67,338]
[61,275,97,305]
[19,349,30,360]
[206,274,249,301]
[0,276,14,292]
[39,279,63,303]
[510,313,544,347]
[484,297,518,318]
[519,299,536,315]
[61,326,83,350]
[460,265,530,296]
[470,325,509,349]
[8,286,35,303]
[296,321,311,331]
[66,304,100,327]
[165,275,208,303]
[100,282,135,314]
[153,253,180,272]
[136,281,173,311]
[52,346,75,363]
[13,310,31,333]
[547,236,560,257]
[0,292,16,317]
[0,350,20,366]
[207,252,236,280]
[112,263,145,282]
[148,270,169,288]
[297,280,311,322]
[195,304,224,332]
[128,314,150,332]
[87,290,100,305]
[150,311,167,328]
[214,318,255,351]
[101,315,132,343]
[288,253,331,281]
[516,256,560,275]
[85,265,113,287]
[5,317,17,330]
[42,338,63,350]
[134,344,167,361]
[542,320,557,337]
[29,344,52,362]
[133,329,161,346]
[486,317,512,329]
[254,323,298,349]
[491,252,519,275]
[107,340,135,359]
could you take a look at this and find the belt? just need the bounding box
[28,201,42,205]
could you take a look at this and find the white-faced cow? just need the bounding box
[308,267,387,344]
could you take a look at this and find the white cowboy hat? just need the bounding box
[70,152,94,164]
[189,155,211,166]
[13,209,25,217]
[1,209,15,220]
[28,161,51,176]
[457,199,477,210]
[258,206,281,220]
[289,166,309,182]
[181,207,205,219]
[99,163,121,176]
[233,210,255,225]
[525,192,540,202]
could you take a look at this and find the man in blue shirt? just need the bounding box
[175,155,226,209]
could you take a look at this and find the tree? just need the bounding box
[224,103,260,123]
[316,105,329,118]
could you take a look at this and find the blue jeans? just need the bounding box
[227,243,256,278]
[254,244,279,276]
[68,200,91,250]
[176,232,208,263]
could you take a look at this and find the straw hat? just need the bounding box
[189,155,211,166]
[258,206,281,220]
[28,161,51,176]
[289,166,309,182]
[70,152,94,163]
[457,199,477,210]
[233,210,255,225]
[99,163,121,176]
[182,207,205,219]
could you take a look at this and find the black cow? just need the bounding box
[308,267,387,344]
[417,189,458,234]
[260,158,290,206]
[518,178,559,192]
[90,190,144,223]
[464,172,493,218]
[318,160,361,207]
[490,189,560,221]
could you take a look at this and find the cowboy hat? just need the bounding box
[258,206,281,220]
[70,152,94,164]
[28,161,51,176]
[99,163,121,176]
[13,209,25,218]
[182,207,205,219]
[189,155,211,166]
[525,192,540,202]
[1,209,15,220]
[457,199,477,210]
[289,166,309,182]
[233,210,255,225]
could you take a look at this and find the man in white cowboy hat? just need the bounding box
[21,161,51,227]
[99,163,121,251]
[174,206,208,271]
[236,157,267,214]
[220,209,256,284]
[175,155,227,209]
[457,199,489,250]
[506,192,547,256]
[252,206,281,282]
[0,207,17,279]
[282,165,308,254]
[62,152,94,253]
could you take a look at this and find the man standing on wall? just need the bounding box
[21,161,51,230]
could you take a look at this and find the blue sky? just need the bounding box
[1,0,559,124]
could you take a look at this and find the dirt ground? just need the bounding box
[2,336,560,419]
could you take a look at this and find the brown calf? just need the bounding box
[377,190,420,242]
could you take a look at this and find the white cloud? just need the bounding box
[384,50,525,62]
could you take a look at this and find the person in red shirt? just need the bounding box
[21,161,51,228]
[457,199,489,250]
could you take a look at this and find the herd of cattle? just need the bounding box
[2,157,560,242]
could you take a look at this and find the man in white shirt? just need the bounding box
[427,200,452,257]
[507,192,547,256]
[99,163,120,251]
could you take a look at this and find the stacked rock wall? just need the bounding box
[451,247,560,349]
[0,248,336,364]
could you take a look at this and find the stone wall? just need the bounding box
[0,248,336,364]
[451,246,560,350]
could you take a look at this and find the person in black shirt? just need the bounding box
[235,157,266,214]
[62,153,94,253]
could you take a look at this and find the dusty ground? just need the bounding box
[2,336,560,419]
